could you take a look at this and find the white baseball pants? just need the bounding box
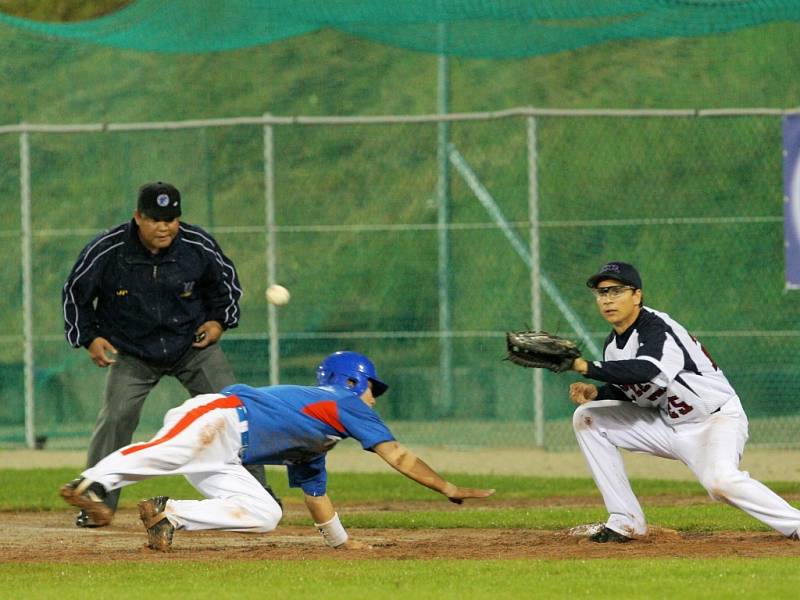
[82,393,282,533]
[573,397,800,538]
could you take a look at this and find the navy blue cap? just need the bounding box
[586,261,642,289]
[137,182,181,220]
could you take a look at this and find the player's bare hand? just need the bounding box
[571,357,589,374]
[569,382,598,405]
[444,485,496,505]
[192,320,223,348]
[87,337,117,367]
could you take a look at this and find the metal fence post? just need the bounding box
[436,25,453,415]
[20,127,35,449]
[527,115,544,447]
[263,115,279,385]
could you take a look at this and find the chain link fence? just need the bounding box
[1,108,798,451]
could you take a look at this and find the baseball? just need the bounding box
[265,284,291,306]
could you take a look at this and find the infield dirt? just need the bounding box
[4,499,799,563]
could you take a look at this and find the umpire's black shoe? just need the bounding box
[589,526,632,543]
[60,478,113,527]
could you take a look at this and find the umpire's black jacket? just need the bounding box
[62,219,242,364]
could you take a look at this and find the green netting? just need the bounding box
[1,0,800,56]
[1,1,799,452]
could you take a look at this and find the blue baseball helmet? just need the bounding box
[315,351,388,397]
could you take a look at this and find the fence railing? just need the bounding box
[2,106,799,450]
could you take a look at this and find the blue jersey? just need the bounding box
[221,383,395,496]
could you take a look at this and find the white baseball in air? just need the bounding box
[265,284,291,306]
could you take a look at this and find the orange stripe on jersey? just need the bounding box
[302,400,345,434]
[121,395,242,455]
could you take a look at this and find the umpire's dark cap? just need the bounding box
[137,182,181,220]
[586,261,642,289]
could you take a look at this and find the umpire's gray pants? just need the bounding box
[85,344,267,511]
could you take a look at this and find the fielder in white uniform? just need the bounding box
[568,261,800,543]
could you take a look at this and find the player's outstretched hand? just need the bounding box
[445,486,496,505]
[569,382,598,405]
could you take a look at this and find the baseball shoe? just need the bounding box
[59,478,113,527]
[75,509,107,528]
[790,531,799,541]
[588,526,632,543]
[138,496,174,552]
[567,523,604,537]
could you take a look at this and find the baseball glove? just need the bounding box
[505,330,581,373]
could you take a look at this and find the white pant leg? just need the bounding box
[573,400,679,537]
[83,393,243,492]
[83,392,282,534]
[167,466,282,533]
[675,396,800,538]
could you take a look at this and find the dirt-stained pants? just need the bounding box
[84,393,281,532]
[85,346,267,511]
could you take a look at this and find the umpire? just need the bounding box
[62,181,276,527]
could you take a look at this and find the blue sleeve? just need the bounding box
[595,383,631,401]
[287,454,328,496]
[221,383,248,396]
[585,359,661,385]
[337,398,395,451]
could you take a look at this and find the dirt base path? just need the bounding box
[4,503,799,563]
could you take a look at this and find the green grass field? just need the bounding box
[3,468,800,528]
[1,469,799,598]
[3,559,800,600]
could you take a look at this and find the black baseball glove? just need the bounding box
[505,330,581,373]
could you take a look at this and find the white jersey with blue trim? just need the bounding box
[589,306,737,424]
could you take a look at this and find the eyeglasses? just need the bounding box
[591,285,634,300]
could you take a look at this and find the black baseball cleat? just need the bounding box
[138,496,175,552]
[790,531,799,541]
[60,478,113,527]
[75,509,107,528]
[589,526,632,543]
